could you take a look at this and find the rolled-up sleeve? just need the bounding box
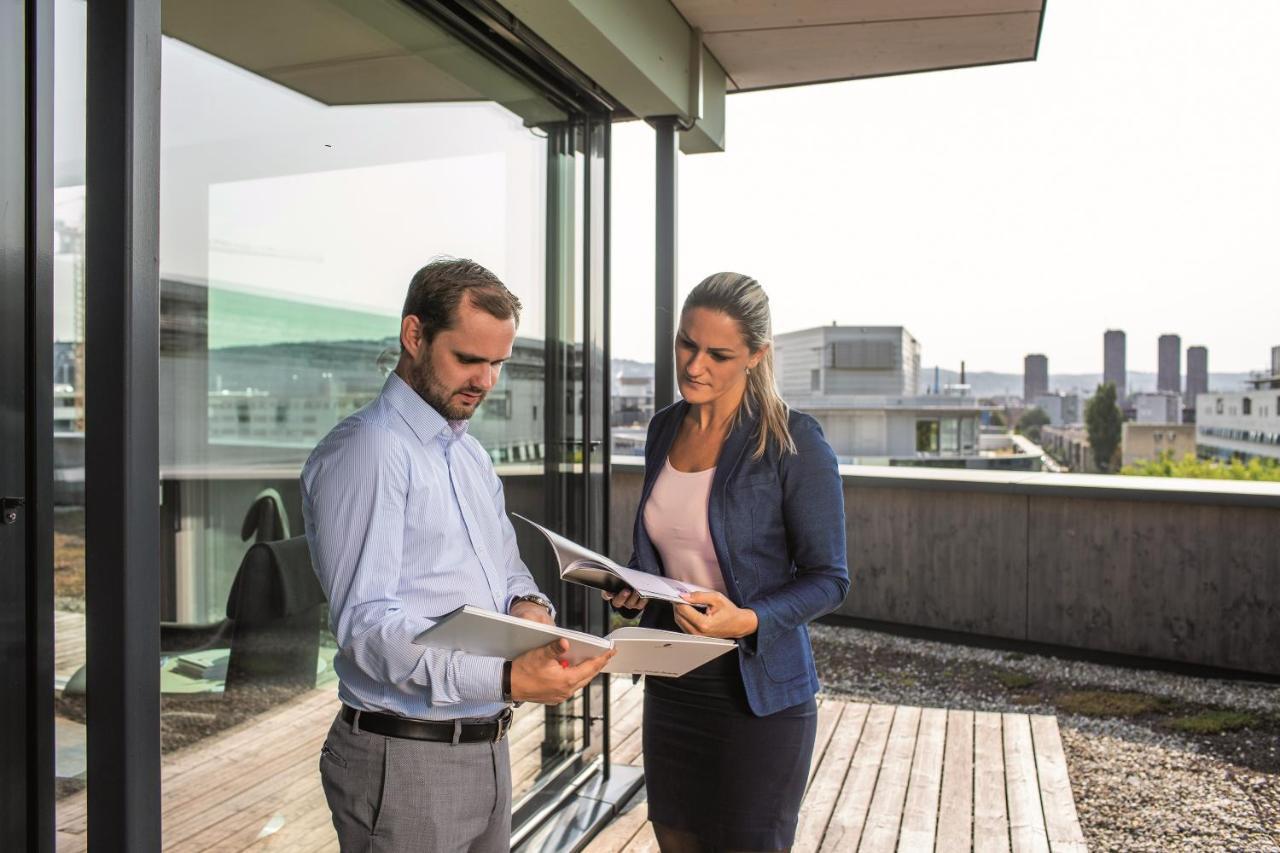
[744,416,850,654]
[303,424,503,706]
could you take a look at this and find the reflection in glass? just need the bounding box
[150,6,562,847]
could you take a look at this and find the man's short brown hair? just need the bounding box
[402,258,522,344]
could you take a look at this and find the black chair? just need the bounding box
[223,536,327,694]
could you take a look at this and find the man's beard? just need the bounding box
[406,352,487,421]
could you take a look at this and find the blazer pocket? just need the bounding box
[761,631,809,684]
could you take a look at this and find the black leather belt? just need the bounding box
[341,705,513,743]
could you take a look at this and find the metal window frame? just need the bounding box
[3,0,55,850]
[83,0,164,849]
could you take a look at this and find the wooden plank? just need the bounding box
[935,709,974,852]
[858,704,922,853]
[794,702,868,853]
[582,799,650,853]
[805,696,843,796]
[896,706,947,851]
[818,703,894,852]
[1003,713,1050,853]
[973,711,1010,853]
[1029,716,1087,853]
[620,821,660,853]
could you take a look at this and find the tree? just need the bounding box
[1085,382,1123,473]
[989,410,1007,428]
[1016,407,1050,443]
[1122,452,1280,481]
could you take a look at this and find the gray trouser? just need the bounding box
[319,709,512,853]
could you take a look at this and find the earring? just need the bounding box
[745,366,752,375]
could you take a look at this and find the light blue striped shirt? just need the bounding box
[301,372,547,720]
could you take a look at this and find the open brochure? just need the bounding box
[413,605,735,678]
[511,513,713,607]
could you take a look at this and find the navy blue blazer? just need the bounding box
[630,400,850,717]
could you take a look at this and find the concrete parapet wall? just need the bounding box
[609,459,1280,675]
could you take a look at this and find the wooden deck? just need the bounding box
[55,677,1085,852]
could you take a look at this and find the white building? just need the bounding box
[1133,391,1182,424]
[775,325,1031,468]
[776,325,920,398]
[1033,392,1082,426]
[1196,346,1280,462]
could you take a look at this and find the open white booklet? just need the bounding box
[414,605,735,678]
[511,513,713,607]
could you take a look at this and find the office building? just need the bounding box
[1185,345,1208,415]
[1103,329,1126,401]
[1023,354,1049,403]
[775,327,1032,468]
[1133,391,1182,424]
[1196,345,1280,462]
[1158,334,1181,394]
[1033,392,1083,426]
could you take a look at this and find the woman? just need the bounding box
[607,272,850,852]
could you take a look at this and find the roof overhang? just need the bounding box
[501,0,1046,153]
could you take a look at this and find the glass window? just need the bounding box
[52,0,89,839]
[916,419,939,453]
[940,418,960,453]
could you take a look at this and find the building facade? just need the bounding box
[1185,345,1208,410]
[1103,329,1126,401]
[1033,392,1082,426]
[775,325,921,398]
[1158,333,1182,394]
[1023,353,1048,403]
[1196,347,1280,462]
[1121,423,1197,467]
[1133,391,1182,424]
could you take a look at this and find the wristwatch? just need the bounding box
[510,593,555,618]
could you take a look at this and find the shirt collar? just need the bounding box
[382,372,471,446]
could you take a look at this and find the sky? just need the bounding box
[609,0,1280,374]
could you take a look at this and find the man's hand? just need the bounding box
[509,598,555,626]
[673,591,758,639]
[601,587,646,611]
[510,639,615,705]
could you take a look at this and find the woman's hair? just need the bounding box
[682,272,796,459]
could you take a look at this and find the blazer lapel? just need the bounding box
[706,407,757,601]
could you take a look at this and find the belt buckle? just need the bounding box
[494,708,512,742]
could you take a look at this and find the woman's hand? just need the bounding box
[601,587,647,611]
[673,591,758,639]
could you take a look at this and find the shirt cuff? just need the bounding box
[453,654,506,705]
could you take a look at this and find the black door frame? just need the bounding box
[2,0,54,850]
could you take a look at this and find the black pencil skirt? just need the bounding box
[642,609,818,851]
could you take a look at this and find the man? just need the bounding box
[302,258,614,852]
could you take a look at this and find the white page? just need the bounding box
[601,626,736,677]
[512,512,714,605]
[413,606,611,666]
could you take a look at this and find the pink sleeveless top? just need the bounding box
[642,458,728,595]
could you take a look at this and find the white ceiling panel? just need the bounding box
[672,0,1045,91]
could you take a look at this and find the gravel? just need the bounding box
[809,620,1280,851]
